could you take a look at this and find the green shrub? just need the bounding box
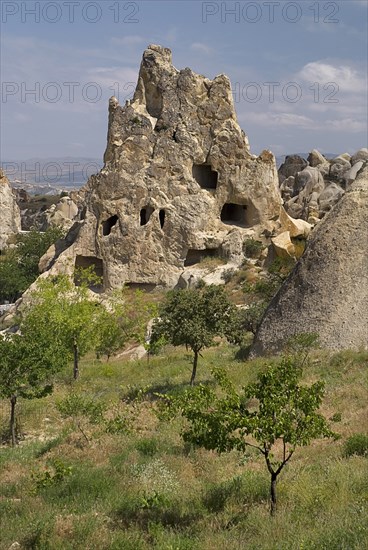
[221,267,236,283]
[343,433,368,458]
[21,517,54,549]
[31,458,72,493]
[56,393,106,443]
[136,437,159,456]
[105,413,131,435]
[243,238,263,258]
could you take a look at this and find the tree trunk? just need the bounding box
[270,473,277,516]
[10,394,17,447]
[73,341,79,380]
[190,350,198,386]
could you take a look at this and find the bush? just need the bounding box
[31,459,72,492]
[243,238,263,258]
[136,437,159,456]
[343,434,368,458]
[0,226,64,302]
[221,267,236,283]
[105,413,131,435]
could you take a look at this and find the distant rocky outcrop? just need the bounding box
[43,196,79,231]
[0,170,21,249]
[14,192,79,231]
[40,45,281,289]
[279,149,368,224]
[251,164,368,355]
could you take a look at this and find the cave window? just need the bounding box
[192,164,218,190]
[102,215,118,236]
[221,203,247,227]
[74,255,104,292]
[140,206,154,226]
[184,248,221,267]
[159,209,165,229]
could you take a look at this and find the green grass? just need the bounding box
[0,346,367,549]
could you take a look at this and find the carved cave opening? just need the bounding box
[221,202,259,228]
[192,164,218,190]
[159,209,166,229]
[74,255,104,292]
[140,206,154,226]
[184,248,221,267]
[102,215,118,236]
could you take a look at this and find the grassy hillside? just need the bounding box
[0,344,367,549]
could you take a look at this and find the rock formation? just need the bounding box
[0,170,21,250]
[251,163,368,355]
[43,196,79,231]
[41,45,281,288]
[279,149,368,224]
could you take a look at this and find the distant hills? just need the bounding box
[1,154,339,194]
[1,157,103,194]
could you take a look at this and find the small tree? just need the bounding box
[56,393,105,443]
[0,227,64,303]
[162,355,336,515]
[234,258,296,344]
[0,332,66,446]
[151,285,236,385]
[22,269,102,380]
[0,250,29,303]
[96,289,156,361]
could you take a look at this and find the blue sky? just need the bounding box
[1,0,367,161]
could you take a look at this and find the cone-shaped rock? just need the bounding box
[43,45,281,289]
[251,164,368,355]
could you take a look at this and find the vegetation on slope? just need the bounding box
[0,227,64,303]
[0,241,366,548]
[0,345,367,549]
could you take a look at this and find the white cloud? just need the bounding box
[324,118,367,133]
[297,61,367,93]
[86,66,138,88]
[240,112,315,129]
[110,35,145,47]
[190,42,212,55]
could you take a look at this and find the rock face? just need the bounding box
[251,165,368,355]
[280,149,367,223]
[42,45,281,288]
[43,196,79,231]
[0,170,21,249]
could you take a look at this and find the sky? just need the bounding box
[0,0,367,163]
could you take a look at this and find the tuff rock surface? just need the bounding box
[0,170,21,250]
[280,149,367,223]
[251,165,368,355]
[41,45,281,288]
[43,196,79,231]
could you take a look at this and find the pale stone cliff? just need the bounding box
[41,45,281,288]
[0,170,21,250]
